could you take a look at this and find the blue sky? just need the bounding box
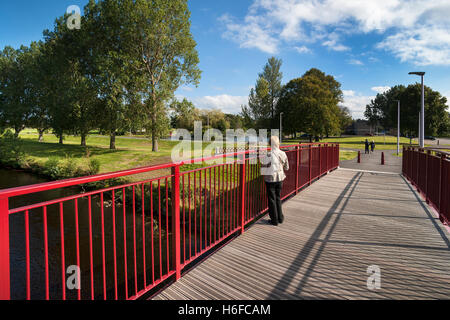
[1,0,450,119]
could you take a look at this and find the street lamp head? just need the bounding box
[409,72,425,76]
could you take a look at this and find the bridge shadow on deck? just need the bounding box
[154,170,450,300]
[266,172,363,299]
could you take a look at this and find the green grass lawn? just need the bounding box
[4,130,403,182]
[339,150,358,161]
[14,130,246,177]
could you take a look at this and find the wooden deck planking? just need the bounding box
[153,169,450,300]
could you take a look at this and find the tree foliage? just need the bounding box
[0,0,200,151]
[276,68,344,139]
[242,57,283,130]
[364,84,449,137]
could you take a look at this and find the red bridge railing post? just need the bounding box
[295,146,299,193]
[171,165,181,280]
[439,154,444,213]
[309,146,312,184]
[240,153,246,234]
[0,197,10,300]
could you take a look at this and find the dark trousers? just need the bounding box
[265,182,284,225]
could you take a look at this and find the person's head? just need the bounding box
[271,136,280,149]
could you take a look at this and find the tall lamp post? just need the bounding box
[393,100,401,155]
[280,112,284,144]
[409,71,425,148]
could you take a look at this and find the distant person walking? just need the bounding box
[365,139,370,154]
[370,140,376,153]
[261,136,290,226]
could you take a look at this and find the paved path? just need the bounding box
[340,149,402,173]
[154,169,450,300]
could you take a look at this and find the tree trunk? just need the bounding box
[110,130,116,150]
[59,135,64,144]
[14,127,21,138]
[152,114,158,152]
[81,133,87,147]
[38,129,45,142]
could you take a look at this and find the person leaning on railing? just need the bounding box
[260,136,290,226]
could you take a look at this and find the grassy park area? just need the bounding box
[0,129,369,180]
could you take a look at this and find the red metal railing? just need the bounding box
[0,143,339,300]
[402,146,450,226]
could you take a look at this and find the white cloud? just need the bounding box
[348,59,364,66]
[220,0,450,65]
[219,14,279,54]
[371,86,391,94]
[294,46,311,54]
[178,94,248,114]
[342,90,375,120]
[377,25,450,66]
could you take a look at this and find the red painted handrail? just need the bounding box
[0,142,339,300]
[402,146,450,226]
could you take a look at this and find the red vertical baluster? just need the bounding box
[309,146,312,184]
[150,182,154,284]
[122,188,128,299]
[100,193,106,300]
[59,203,65,300]
[226,164,230,234]
[214,167,217,242]
[222,166,225,238]
[165,178,169,274]
[88,196,94,300]
[0,197,9,300]
[296,146,300,193]
[158,180,162,279]
[188,174,191,260]
[171,166,181,280]
[199,171,203,252]
[74,199,81,300]
[209,168,212,246]
[240,155,246,234]
[204,170,207,248]
[182,175,186,263]
[194,172,197,256]
[43,206,49,300]
[112,190,118,300]
[132,186,138,297]
[25,210,30,300]
[234,162,238,230]
[141,184,146,289]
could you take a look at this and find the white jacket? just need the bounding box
[261,148,290,183]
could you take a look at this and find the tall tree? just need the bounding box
[0,46,32,137]
[277,69,343,140]
[242,57,283,130]
[242,77,271,129]
[364,84,448,138]
[124,0,201,152]
[260,57,283,128]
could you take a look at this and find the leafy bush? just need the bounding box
[61,154,77,178]
[43,158,62,179]
[87,158,101,175]
[0,130,25,166]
